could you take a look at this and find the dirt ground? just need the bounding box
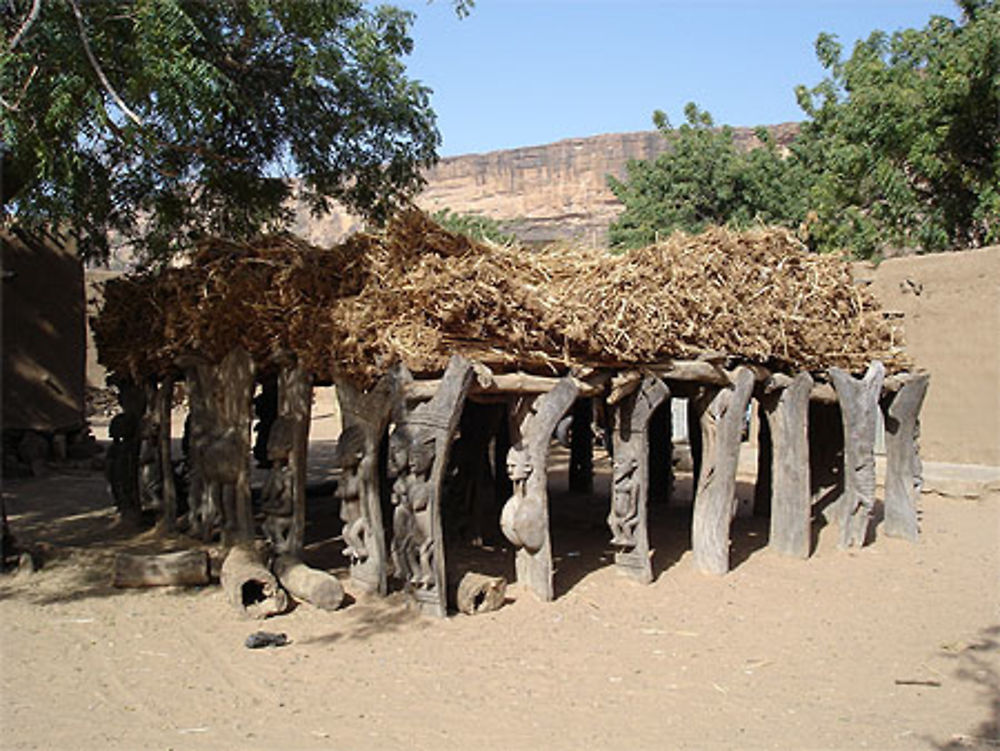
[1,402,998,751]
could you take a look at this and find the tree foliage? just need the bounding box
[2,0,448,264]
[610,1,999,257]
[796,0,999,256]
[431,207,516,245]
[608,104,810,249]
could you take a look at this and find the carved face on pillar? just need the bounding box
[335,425,365,472]
[409,432,435,477]
[387,428,410,478]
[506,446,532,484]
[266,416,295,464]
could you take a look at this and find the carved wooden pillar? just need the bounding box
[607,374,670,583]
[691,367,755,575]
[334,373,396,595]
[647,398,673,505]
[568,398,594,494]
[829,361,885,548]
[687,396,703,499]
[107,377,145,523]
[759,373,813,558]
[156,375,178,532]
[179,356,214,537]
[389,356,474,617]
[261,360,313,556]
[215,348,256,545]
[880,373,930,542]
[501,378,579,601]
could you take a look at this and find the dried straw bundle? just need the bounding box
[93,210,907,385]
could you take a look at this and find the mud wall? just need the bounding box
[865,246,1000,466]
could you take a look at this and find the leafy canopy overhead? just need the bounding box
[608,104,811,250]
[609,1,999,258]
[2,0,469,264]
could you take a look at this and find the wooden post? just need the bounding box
[216,348,256,545]
[334,373,396,596]
[106,377,145,524]
[880,373,930,542]
[691,367,755,575]
[501,378,580,601]
[261,360,313,556]
[389,356,475,617]
[608,374,670,583]
[829,361,885,548]
[760,373,813,558]
[568,398,594,494]
[157,375,178,532]
[647,398,672,505]
[753,400,772,517]
[687,395,703,500]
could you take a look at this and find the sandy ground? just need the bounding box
[1,400,998,751]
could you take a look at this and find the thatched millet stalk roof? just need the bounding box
[92,210,909,386]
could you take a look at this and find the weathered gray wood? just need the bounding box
[829,361,885,548]
[404,370,603,401]
[691,367,755,575]
[178,356,214,537]
[216,348,255,545]
[455,572,507,615]
[568,398,594,494]
[272,555,343,611]
[138,378,163,513]
[334,373,396,596]
[262,361,312,556]
[607,374,670,583]
[156,376,178,532]
[389,356,475,617]
[501,377,580,601]
[112,550,209,587]
[105,378,144,523]
[880,373,930,541]
[219,544,288,619]
[760,373,813,558]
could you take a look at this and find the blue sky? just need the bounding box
[394,0,960,156]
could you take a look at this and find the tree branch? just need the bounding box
[66,0,145,127]
[8,0,42,51]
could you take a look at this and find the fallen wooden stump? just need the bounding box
[220,544,287,619]
[113,550,210,588]
[455,572,507,615]
[272,555,344,611]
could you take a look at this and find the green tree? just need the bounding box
[795,0,999,257]
[608,103,811,249]
[431,208,516,245]
[2,0,465,264]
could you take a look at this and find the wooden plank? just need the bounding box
[691,366,755,575]
[829,361,885,548]
[880,373,930,541]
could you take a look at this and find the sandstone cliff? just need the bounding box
[293,124,800,248]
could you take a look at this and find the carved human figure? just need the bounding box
[137,412,162,510]
[500,445,545,553]
[335,426,368,563]
[261,417,296,551]
[609,453,639,547]
[387,427,419,582]
[407,429,437,587]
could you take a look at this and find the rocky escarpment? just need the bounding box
[293,124,800,248]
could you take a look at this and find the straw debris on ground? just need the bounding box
[92,210,908,386]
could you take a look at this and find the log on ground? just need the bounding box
[113,550,210,588]
[272,555,344,611]
[220,544,288,619]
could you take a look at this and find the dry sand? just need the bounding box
[1,405,998,751]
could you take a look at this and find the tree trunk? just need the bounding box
[157,375,178,532]
[220,544,287,619]
[272,555,343,611]
[113,550,209,587]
